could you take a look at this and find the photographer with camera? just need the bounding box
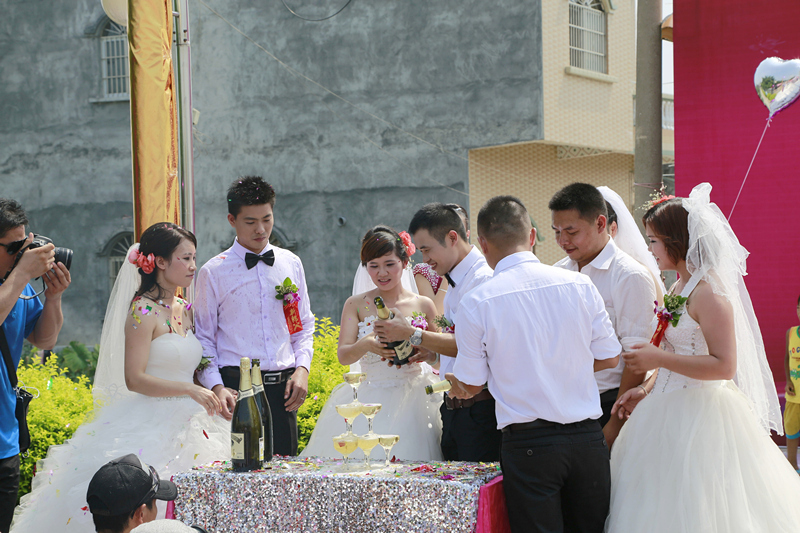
[0,198,70,533]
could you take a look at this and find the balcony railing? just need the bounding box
[633,95,675,131]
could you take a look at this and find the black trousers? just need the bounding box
[221,369,298,457]
[597,388,619,429]
[501,419,610,533]
[0,454,20,533]
[440,399,502,462]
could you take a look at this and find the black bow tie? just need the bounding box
[245,250,275,269]
[444,272,456,288]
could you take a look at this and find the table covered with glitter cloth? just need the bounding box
[170,456,511,533]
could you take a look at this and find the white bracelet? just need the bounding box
[638,385,649,396]
[434,353,440,365]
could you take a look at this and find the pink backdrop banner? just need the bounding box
[673,0,800,416]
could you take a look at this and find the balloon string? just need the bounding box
[728,118,771,220]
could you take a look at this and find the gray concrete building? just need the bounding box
[1,0,543,345]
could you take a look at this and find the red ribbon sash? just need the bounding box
[650,312,670,347]
[284,301,303,334]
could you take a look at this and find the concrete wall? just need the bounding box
[1,0,544,344]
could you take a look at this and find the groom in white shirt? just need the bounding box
[446,195,620,533]
[550,183,657,448]
[373,203,500,462]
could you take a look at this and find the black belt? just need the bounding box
[444,389,493,410]
[501,418,594,434]
[220,366,295,385]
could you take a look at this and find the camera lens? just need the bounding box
[54,247,73,270]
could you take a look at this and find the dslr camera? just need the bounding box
[24,235,73,271]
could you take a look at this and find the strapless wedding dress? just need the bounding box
[11,332,230,532]
[606,314,800,532]
[300,316,443,461]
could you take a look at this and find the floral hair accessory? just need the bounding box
[642,185,676,211]
[398,231,416,256]
[127,245,155,274]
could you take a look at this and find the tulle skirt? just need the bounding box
[606,382,800,533]
[301,362,443,461]
[11,394,230,532]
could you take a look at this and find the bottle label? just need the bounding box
[253,385,264,394]
[238,388,254,400]
[259,437,264,462]
[394,341,414,361]
[231,433,245,460]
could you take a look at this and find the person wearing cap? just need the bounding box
[86,454,177,533]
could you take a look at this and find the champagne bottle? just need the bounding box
[251,359,274,463]
[374,296,415,366]
[425,380,452,395]
[231,357,265,472]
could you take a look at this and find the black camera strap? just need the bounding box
[0,326,18,388]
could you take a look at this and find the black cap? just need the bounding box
[87,454,178,516]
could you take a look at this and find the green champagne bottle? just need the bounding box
[251,359,274,462]
[374,296,415,366]
[231,357,264,472]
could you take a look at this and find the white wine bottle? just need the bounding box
[374,296,415,366]
[251,359,273,463]
[425,380,452,395]
[231,357,265,472]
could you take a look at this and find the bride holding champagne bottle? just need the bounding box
[301,226,443,461]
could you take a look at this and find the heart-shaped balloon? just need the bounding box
[754,57,800,118]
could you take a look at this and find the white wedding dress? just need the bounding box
[606,313,800,532]
[301,316,443,461]
[11,331,230,532]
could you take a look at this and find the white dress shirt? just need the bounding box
[453,252,621,429]
[554,238,657,393]
[195,239,315,390]
[440,246,494,379]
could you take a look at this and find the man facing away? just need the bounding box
[0,198,70,532]
[446,195,620,533]
[373,203,501,462]
[550,183,657,448]
[86,454,177,533]
[195,176,315,456]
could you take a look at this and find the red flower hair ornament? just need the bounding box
[128,245,155,274]
[398,231,416,256]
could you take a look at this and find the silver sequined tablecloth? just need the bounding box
[173,457,502,533]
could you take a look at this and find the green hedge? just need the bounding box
[15,317,344,498]
[298,316,347,453]
[16,355,94,501]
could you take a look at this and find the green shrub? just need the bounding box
[297,316,346,453]
[16,356,94,501]
[55,341,100,383]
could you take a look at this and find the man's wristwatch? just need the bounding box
[409,328,423,346]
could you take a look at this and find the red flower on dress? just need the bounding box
[398,231,416,256]
[127,246,156,274]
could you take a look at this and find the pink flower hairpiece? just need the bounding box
[398,231,416,256]
[128,246,156,274]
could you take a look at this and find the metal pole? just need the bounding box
[633,0,663,229]
[173,0,196,300]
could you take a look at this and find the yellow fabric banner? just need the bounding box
[128,0,180,239]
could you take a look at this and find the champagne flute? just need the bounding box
[332,433,359,468]
[335,403,362,434]
[343,372,367,402]
[360,403,382,434]
[378,434,399,467]
[357,433,380,469]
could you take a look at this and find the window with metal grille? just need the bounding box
[101,21,129,99]
[569,0,607,74]
[108,233,134,292]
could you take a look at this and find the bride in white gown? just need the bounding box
[12,223,230,532]
[605,184,800,532]
[301,225,443,461]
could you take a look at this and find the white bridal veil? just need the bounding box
[598,186,667,299]
[682,183,782,434]
[92,244,141,407]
